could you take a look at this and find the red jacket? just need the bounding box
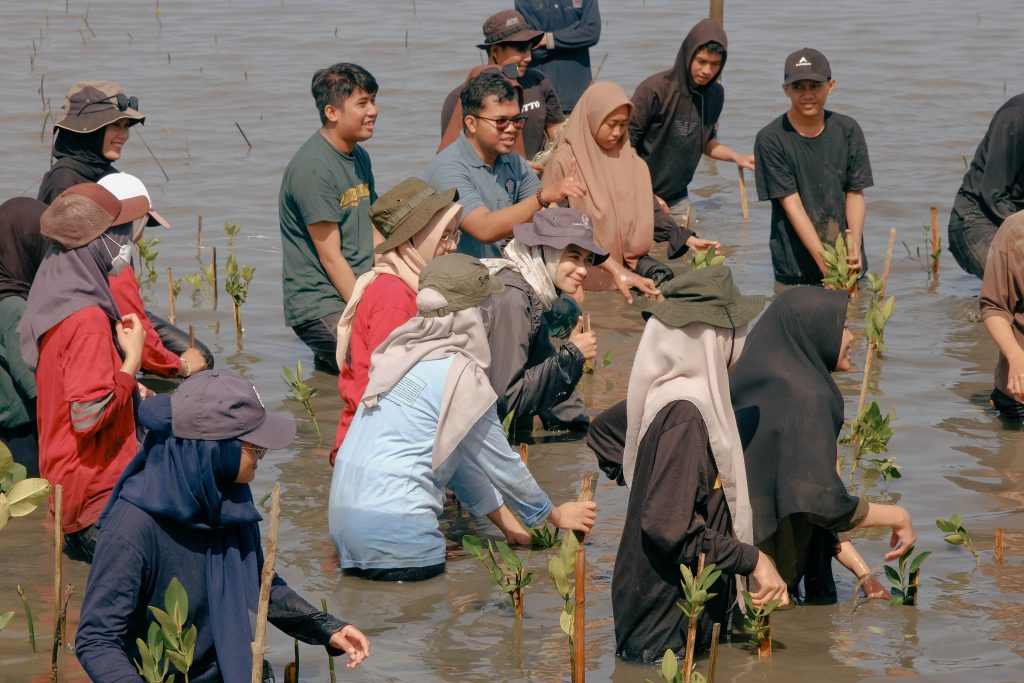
[108,267,182,377]
[36,307,138,533]
[331,274,417,464]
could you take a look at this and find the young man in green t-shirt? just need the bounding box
[279,63,380,373]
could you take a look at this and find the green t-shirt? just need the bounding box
[279,131,377,326]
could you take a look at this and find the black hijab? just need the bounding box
[37,129,115,204]
[730,286,858,547]
[0,198,48,302]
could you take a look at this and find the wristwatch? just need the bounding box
[536,189,551,209]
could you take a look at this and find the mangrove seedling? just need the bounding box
[901,224,941,280]
[223,220,241,246]
[547,529,581,678]
[134,622,171,683]
[864,271,885,297]
[741,590,782,659]
[16,585,36,651]
[820,235,858,292]
[840,400,895,480]
[936,514,980,565]
[645,649,707,683]
[462,534,533,620]
[602,350,613,368]
[140,576,197,681]
[691,244,725,270]
[282,361,321,443]
[224,254,255,337]
[529,524,560,550]
[0,440,51,533]
[677,558,720,679]
[869,456,903,482]
[865,295,896,354]
[137,236,161,285]
[884,545,930,606]
[501,409,516,439]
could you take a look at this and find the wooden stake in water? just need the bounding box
[519,443,529,467]
[684,204,693,231]
[52,485,62,647]
[188,324,195,350]
[582,315,594,374]
[234,121,253,150]
[857,345,875,418]
[251,483,281,683]
[212,246,219,310]
[197,214,203,251]
[737,166,749,222]
[707,622,721,683]
[879,227,897,301]
[995,529,1004,566]
[166,267,176,325]
[709,0,724,26]
[908,569,921,606]
[322,597,337,683]
[758,614,772,659]
[930,206,940,277]
[573,473,596,683]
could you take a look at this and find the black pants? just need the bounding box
[343,563,445,582]
[948,208,998,279]
[64,523,101,563]
[991,388,1024,422]
[146,310,215,369]
[291,310,343,375]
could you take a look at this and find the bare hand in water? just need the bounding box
[329,624,371,668]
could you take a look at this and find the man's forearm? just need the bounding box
[321,255,358,302]
[845,191,866,247]
[462,196,542,244]
[780,194,827,273]
[984,316,1024,363]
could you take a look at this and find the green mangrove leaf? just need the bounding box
[5,478,51,517]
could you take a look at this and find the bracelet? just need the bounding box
[179,356,192,378]
[536,189,550,209]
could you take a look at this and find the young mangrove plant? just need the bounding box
[184,259,216,302]
[0,440,51,533]
[868,456,903,483]
[677,558,720,679]
[547,529,581,679]
[691,245,725,270]
[224,254,255,338]
[501,408,516,439]
[821,235,859,292]
[463,534,533,620]
[936,514,980,565]
[741,590,782,659]
[884,546,930,606]
[137,236,161,285]
[16,585,36,651]
[841,400,895,480]
[135,577,197,683]
[282,361,321,443]
[865,294,896,355]
[901,224,941,280]
[645,649,706,683]
[223,220,241,247]
[529,524,560,550]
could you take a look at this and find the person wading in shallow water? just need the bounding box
[980,210,1024,422]
[76,370,370,682]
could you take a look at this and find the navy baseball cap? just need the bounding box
[783,48,832,85]
[171,370,296,449]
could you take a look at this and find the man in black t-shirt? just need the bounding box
[754,48,873,285]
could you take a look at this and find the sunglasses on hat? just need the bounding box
[77,93,139,117]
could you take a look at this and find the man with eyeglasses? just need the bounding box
[425,71,585,259]
[440,10,564,165]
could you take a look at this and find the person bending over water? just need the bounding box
[980,210,1024,422]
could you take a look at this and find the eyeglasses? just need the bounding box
[474,115,527,130]
[242,442,267,461]
[440,230,461,247]
[76,93,139,117]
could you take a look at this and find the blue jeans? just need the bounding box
[948,207,997,279]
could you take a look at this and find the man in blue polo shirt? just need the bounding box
[425,71,585,259]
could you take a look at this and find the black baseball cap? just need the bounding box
[783,48,831,85]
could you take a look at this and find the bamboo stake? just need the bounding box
[250,483,281,683]
[582,315,593,373]
[929,207,940,277]
[707,622,721,683]
[212,246,219,310]
[52,485,62,646]
[518,443,528,467]
[322,597,337,682]
[758,615,772,659]
[683,552,706,682]
[995,529,1004,566]
[234,301,242,339]
[197,214,203,251]
[737,166,749,223]
[879,227,897,301]
[709,0,724,26]
[684,204,693,231]
[908,569,920,606]
[166,267,176,325]
[188,324,195,349]
[856,346,875,419]
[572,473,596,683]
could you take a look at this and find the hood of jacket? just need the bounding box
[673,18,728,94]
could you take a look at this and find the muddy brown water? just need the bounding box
[2,1,1024,681]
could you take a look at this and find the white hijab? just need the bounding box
[482,239,560,310]
[622,318,754,546]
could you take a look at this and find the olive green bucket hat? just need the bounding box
[418,253,504,318]
[642,265,765,329]
[373,178,458,254]
[54,81,145,134]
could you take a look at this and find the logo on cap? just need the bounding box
[795,56,812,67]
[506,16,519,26]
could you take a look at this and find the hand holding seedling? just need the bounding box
[328,624,370,668]
[882,506,916,561]
[749,552,789,608]
[569,317,597,361]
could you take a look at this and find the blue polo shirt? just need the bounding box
[424,134,541,259]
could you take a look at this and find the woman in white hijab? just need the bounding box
[610,265,788,664]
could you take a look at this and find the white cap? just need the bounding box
[97,172,171,231]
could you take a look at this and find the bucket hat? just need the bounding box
[171,369,296,450]
[40,183,150,250]
[512,207,610,265]
[54,81,145,134]
[98,172,171,231]
[372,178,457,254]
[418,253,505,318]
[476,10,544,50]
[642,265,765,329]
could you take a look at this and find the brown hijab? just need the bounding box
[543,82,654,290]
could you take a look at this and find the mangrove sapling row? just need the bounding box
[135,577,198,683]
[820,235,859,292]
[691,245,725,270]
[741,591,782,659]
[462,535,533,620]
[936,514,980,565]
[137,236,161,286]
[678,555,719,681]
[547,530,581,679]
[281,361,321,443]
[884,546,930,606]
[225,254,255,339]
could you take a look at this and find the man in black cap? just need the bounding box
[440,10,565,164]
[754,48,873,287]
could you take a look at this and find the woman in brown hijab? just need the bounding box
[543,82,717,302]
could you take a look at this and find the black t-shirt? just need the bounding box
[754,111,873,284]
[440,68,564,161]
